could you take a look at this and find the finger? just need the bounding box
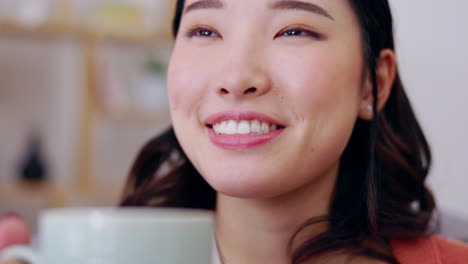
[0,214,31,251]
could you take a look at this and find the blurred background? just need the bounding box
[0,0,174,232]
[0,0,467,240]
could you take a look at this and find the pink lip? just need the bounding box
[205,111,286,150]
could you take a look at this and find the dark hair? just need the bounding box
[121,0,436,263]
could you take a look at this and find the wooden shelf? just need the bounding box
[0,180,125,232]
[97,106,171,125]
[0,21,173,44]
[0,21,72,37]
[1,0,175,197]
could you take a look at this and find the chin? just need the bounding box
[200,166,296,199]
[212,182,282,199]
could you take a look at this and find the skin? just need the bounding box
[168,0,395,263]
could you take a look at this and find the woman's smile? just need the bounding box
[205,110,286,150]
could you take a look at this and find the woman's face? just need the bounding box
[168,0,367,198]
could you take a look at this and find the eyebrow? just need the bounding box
[269,0,334,21]
[184,0,224,14]
[184,0,334,21]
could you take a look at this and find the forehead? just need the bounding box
[182,0,346,9]
[181,0,356,23]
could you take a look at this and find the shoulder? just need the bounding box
[392,235,468,264]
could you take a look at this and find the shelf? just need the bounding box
[0,21,72,37]
[97,107,171,125]
[0,1,174,196]
[0,180,125,232]
[0,21,173,44]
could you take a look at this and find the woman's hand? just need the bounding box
[0,213,30,250]
[0,214,30,264]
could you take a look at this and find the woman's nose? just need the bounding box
[214,53,272,100]
[217,73,271,99]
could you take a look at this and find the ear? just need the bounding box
[358,49,397,120]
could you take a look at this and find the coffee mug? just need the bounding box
[0,207,215,264]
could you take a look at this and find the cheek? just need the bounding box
[167,52,209,114]
[168,67,194,113]
[272,46,363,114]
[269,45,364,173]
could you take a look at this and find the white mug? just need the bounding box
[0,207,214,264]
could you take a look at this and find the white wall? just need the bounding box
[389,0,468,217]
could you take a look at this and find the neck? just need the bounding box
[215,164,339,264]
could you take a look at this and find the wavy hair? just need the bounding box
[121,0,436,263]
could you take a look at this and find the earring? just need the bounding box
[367,105,373,112]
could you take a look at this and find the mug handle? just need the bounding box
[0,245,40,264]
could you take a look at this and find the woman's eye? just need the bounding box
[187,27,220,38]
[277,28,322,39]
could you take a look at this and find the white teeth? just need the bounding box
[251,120,262,134]
[226,120,238,135]
[261,122,270,134]
[213,123,221,134]
[212,120,280,135]
[220,121,228,131]
[237,121,251,134]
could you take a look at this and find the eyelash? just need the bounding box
[185,26,322,40]
[186,26,220,38]
[276,26,322,39]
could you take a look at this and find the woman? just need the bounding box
[120,0,468,263]
[1,0,467,263]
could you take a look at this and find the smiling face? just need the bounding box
[168,0,369,199]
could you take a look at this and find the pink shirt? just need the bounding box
[392,235,468,264]
[212,236,468,263]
